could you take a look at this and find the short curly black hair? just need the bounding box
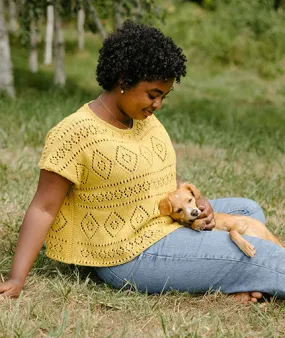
[96,21,187,91]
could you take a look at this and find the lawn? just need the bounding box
[1,1,285,337]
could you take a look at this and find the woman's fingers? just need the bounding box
[197,198,214,218]
[0,281,22,299]
[0,282,10,293]
[204,219,216,230]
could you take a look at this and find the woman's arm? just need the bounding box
[0,170,71,298]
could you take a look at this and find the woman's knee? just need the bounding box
[210,197,266,224]
[241,198,266,223]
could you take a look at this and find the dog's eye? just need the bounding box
[176,208,183,213]
[188,198,192,203]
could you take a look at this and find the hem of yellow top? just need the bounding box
[45,222,183,267]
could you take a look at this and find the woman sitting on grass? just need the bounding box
[1,21,285,303]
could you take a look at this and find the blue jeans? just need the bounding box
[95,198,285,298]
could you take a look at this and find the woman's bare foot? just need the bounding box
[231,292,263,304]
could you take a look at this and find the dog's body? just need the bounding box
[159,183,283,257]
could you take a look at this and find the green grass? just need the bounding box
[1,1,285,336]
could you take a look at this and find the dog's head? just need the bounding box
[158,183,201,224]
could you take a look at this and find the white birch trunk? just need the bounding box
[44,5,54,65]
[8,0,17,33]
[29,18,38,73]
[0,0,15,97]
[85,0,107,39]
[77,8,85,50]
[54,5,65,85]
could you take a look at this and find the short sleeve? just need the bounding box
[38,116,87,186]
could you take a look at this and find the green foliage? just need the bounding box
[215,0,280,37]
[166,0,285,78]
[86,0,167,28]
[20,0,46,45]
[121,0,167,25]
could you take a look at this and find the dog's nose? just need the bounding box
[191,209,199,217]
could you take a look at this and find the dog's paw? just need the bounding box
[242,242,256,257]
[191,220,206,232]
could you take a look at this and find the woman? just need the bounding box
[1,21,285,303]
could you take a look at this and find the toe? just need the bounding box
[250,297,258,303]
[251,291,263,299]
[232,292,251,303]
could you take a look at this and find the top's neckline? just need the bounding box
[84,101,137,134]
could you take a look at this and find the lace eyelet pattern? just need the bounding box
[39,104,181,266]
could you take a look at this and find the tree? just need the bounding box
[76,0,85,50]
[0,0,15,97]
[8,0,17,33]
[44,3,54,65]
[54,0,65,85]
[8,0,166,90]
[29,13,38,72]
[21,0,45,73]
[84,0,107,39]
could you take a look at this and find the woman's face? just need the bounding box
[117,78,174,120]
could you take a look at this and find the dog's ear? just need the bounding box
[183,183,201,200]
[158,197,172,216]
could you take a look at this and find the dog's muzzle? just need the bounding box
[186,207,201,220]
[191,209,199,217]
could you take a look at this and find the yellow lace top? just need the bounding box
[38,103,181,266]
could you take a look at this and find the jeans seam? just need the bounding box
[142,253,285,275]
[106,267,126,283]
[229,207,250,213]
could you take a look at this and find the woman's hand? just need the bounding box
[0,170,71,299]
[0,279,24,298]
[196,197,215,230]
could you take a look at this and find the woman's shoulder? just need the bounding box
[55,103,93,127]
[140,115,169,136]
[47,103,99,139]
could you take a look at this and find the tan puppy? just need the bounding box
[159,183,283,257]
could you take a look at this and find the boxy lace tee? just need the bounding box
[38,103,181,266]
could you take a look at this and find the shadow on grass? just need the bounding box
[33,251,102,284]
[13,64,98,100]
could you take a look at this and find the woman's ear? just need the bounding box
[183,183,201,201]
[117,78,125,94]
[158,197,172,216]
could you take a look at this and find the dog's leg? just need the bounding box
[229,222,256,257]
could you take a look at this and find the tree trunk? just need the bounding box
[113,0,124,31]
[8,0,17,33]
[77,7,85,50]
[54,4,65,85]
[85,0,107,39]
[44,4,54,65]
[0,0,15,97]
[29,17,38,73]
